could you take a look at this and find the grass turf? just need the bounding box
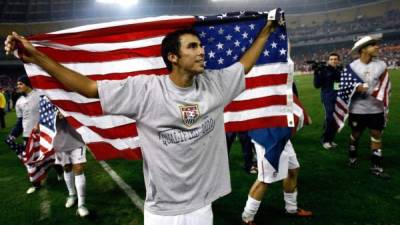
[0,69,399,225]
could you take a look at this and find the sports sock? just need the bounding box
[75,174,86,207]
[371,149,383,168]
[348,144,358,159]
[242,196,261,222]
[284,190,298,213]
[64,171,76,196]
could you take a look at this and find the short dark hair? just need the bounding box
[328,52,340,60]
[17,75,32,88]
[161,29,200,71]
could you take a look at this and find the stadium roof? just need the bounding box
[0,0,381,23]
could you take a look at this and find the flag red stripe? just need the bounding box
[39,131,53,144]
[52,100,103,116]
[29,18,196,45]
[245,73,287,89]
[65,116,138,139]
[36,45,161,63]
[224,116,288,132]
[87,142,142,160]
[224,95,287,112]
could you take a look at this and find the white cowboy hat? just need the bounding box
[351,35,380,54]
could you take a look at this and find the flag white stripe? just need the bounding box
[25,57,166,76]
[33,36,164,52]
[39,89,99,104]
[224,105,292,122]
[49,16,194,34]
[61,110,134,129]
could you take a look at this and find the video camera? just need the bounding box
[306,60,326,71]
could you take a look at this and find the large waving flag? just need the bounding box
[22,10,308,160]
[333,65,391,130]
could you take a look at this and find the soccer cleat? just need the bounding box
[348,158,358,168]
[65,195,77,208]
[249,166,258,174]
[322,142,333,150]
[285,208,313,217]
[330,142,338,148]
[26,186,38,194]
[370,166,391,179]
[77,205,90,217]
[242,220,256,225]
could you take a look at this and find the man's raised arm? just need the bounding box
[239,20,276,74]
[4,32,98,98]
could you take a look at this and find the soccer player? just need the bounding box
[347,35,390,178]
[54,112,89,217]
[241,138,312,225]
[5,17,277,225]
[241,57,312,225]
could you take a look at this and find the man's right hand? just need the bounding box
[4,32,41,64]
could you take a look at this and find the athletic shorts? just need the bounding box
[55,147,86,166]
[144,204,213,225]
[254,140,300,184]
[348,113,385,131]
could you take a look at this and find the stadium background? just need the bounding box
[0,0,399,224]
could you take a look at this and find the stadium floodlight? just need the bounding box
[96,0,138,6]
[211,0,242,1]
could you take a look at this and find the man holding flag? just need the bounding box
[5,10,283,225]
[334,35,391,179]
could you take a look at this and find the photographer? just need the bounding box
[312,53,342,149]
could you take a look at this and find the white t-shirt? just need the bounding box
[98,62,245,216]
[15,95,27,118]
[21,90,40,138]
[349,59,386,114]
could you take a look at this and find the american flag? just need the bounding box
[23,131,56,183]
[333,65,391,130]
[22,10,308,160]
[22,96,58,183]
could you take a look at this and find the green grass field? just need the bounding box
[1,70,399,225]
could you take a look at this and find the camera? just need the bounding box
[306,60,326,71]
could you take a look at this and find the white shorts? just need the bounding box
[144,204,213,225]
[254,140,300,184]
[55,147,87,166]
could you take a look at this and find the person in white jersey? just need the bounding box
[347,35,390,179]
[54,112,89,217]
[5,17,277,224]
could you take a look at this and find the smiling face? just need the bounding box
[361,42,379,57]
[170,33,205,76]
[327,55,340,67]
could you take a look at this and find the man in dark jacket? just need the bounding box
[313,53,341,149]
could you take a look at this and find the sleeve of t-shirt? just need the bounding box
[97,76,152,118]
[206,62,245,106]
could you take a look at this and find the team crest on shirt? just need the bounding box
[179,105,200,127]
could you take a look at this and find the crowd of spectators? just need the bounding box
[288,9,400,43]
[292,42,400,73]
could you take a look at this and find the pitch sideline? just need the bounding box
[98,160,144,213]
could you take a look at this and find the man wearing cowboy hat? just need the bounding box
[347,35,390,179]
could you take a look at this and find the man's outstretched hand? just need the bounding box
[4,32,41,63]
